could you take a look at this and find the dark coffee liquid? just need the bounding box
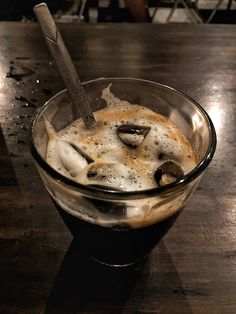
[54,201,180,266]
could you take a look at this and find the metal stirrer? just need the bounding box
[34,3,96,129]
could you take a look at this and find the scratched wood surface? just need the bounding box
[0,22,235,314]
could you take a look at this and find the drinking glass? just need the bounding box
[29,78,216,267]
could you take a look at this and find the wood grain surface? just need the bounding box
[0,22,235,314]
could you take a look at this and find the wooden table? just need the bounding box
[0,22,235,314]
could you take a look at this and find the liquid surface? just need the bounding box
[46,84,196,192]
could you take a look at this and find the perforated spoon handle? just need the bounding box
[34,3,96,129]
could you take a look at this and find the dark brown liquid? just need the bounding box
[54,201,180,266]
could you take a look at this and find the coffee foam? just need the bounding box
[54,84,196,189]
[45,84,197,227]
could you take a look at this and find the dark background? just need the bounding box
[0,0,236,23]
[0,1,69,20]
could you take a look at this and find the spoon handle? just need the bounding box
[34,3,96,129]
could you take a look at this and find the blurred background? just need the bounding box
[0,0,235,24]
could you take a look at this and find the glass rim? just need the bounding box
[28,77,217,200]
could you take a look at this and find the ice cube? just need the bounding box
[117,124,150,149]
[87,198,126,216]
[77,162,141,191]
[154,160,184,186]
[59,142,88,177]
[45,119,89,177]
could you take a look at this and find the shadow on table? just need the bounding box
[45,237,146,313]
[45,238,193,313]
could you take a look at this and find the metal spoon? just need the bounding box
[34,3,96,129]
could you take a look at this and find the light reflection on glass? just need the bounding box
[192,112,202,132]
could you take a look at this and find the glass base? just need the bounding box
[90,253,148,268]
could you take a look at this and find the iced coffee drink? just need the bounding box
[29,78,216,266]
